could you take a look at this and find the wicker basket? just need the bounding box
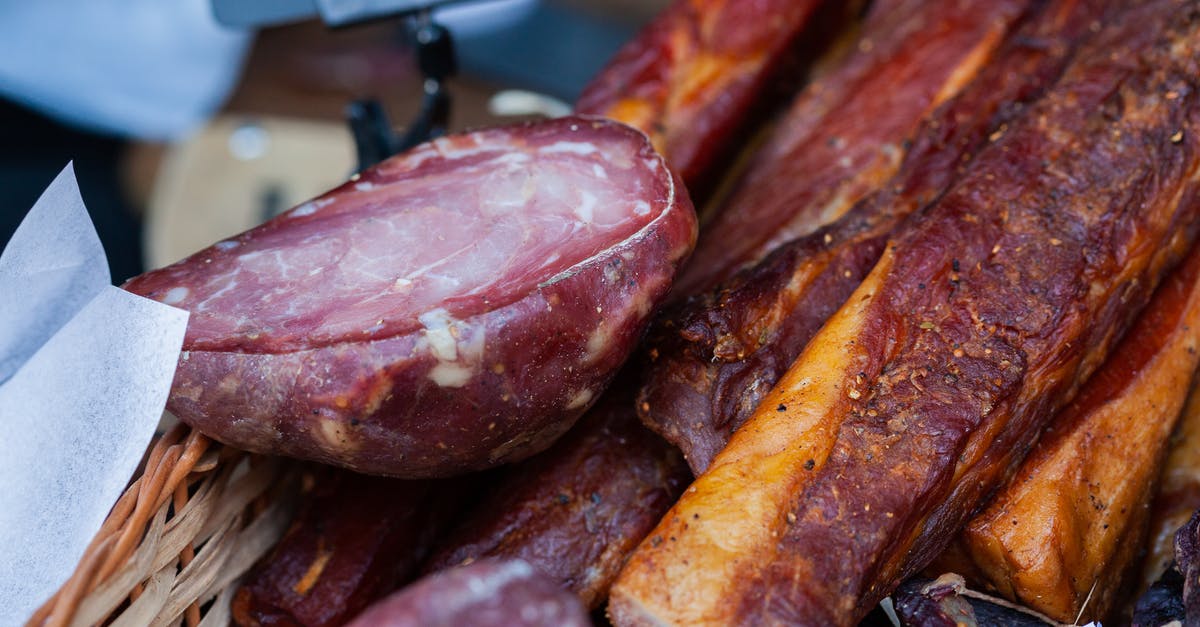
[26,424,300,627]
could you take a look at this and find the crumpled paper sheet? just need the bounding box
[0,164,189,625]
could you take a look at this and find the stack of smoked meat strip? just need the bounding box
[614,0,1200,624]
[639,0,1105,472]
[231,0,1200,625]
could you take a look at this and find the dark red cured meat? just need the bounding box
[934,226,1200,622]
[231,470,468,627]
[639,0,1106,473]
[674,0,1035,295]
[123,116,697,478]
[421,381,689,609]
[609,0,1200,624]
[574,0,834,196]
[345,559,590,627]
[741,2,1200,621]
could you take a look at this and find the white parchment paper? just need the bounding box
[0,164,189,625]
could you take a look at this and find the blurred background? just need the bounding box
[0,0,667,283]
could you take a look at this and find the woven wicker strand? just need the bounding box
[27,424,298,627]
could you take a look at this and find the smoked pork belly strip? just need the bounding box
[422,382,689,610]
[675,0,1036,295]
[940,237,1200,623]
[639,0,1108,473]
[574,0,841,195]
[610,1,1200,624]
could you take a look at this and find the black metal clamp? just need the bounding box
[347,8,457,172]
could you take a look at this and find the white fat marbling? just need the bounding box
[420,308,459,362]
[290,197,333,217]
[566,388,593,410]
[575,191,597,223]
[158,125,668,348]
[430,362,472,387]
[542,141,599,155]
[162,286,189,305]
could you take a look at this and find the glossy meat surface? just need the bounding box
[640,0,1105,473]
[610,2,1200,624]
[124,117,697,477]
[574,0,828,191]
[677,0,1033,295]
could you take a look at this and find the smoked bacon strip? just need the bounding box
[639,0,1107,473]
[610,1,1200,625]
[944,237,1200,623]
[675,0,1035,295]
[574,0,836,194]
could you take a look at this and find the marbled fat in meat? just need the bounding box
[125,116,697,478]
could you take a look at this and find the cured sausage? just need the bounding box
[345,559,590,627]
[610,1,1200,624]
[675,0,1035,295]
[232,471,467,627]
[639,0,1105,473]
[422,382,689,609]
[944,237,1200,623]
[124,116,697,477]
[574,0,840,194]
